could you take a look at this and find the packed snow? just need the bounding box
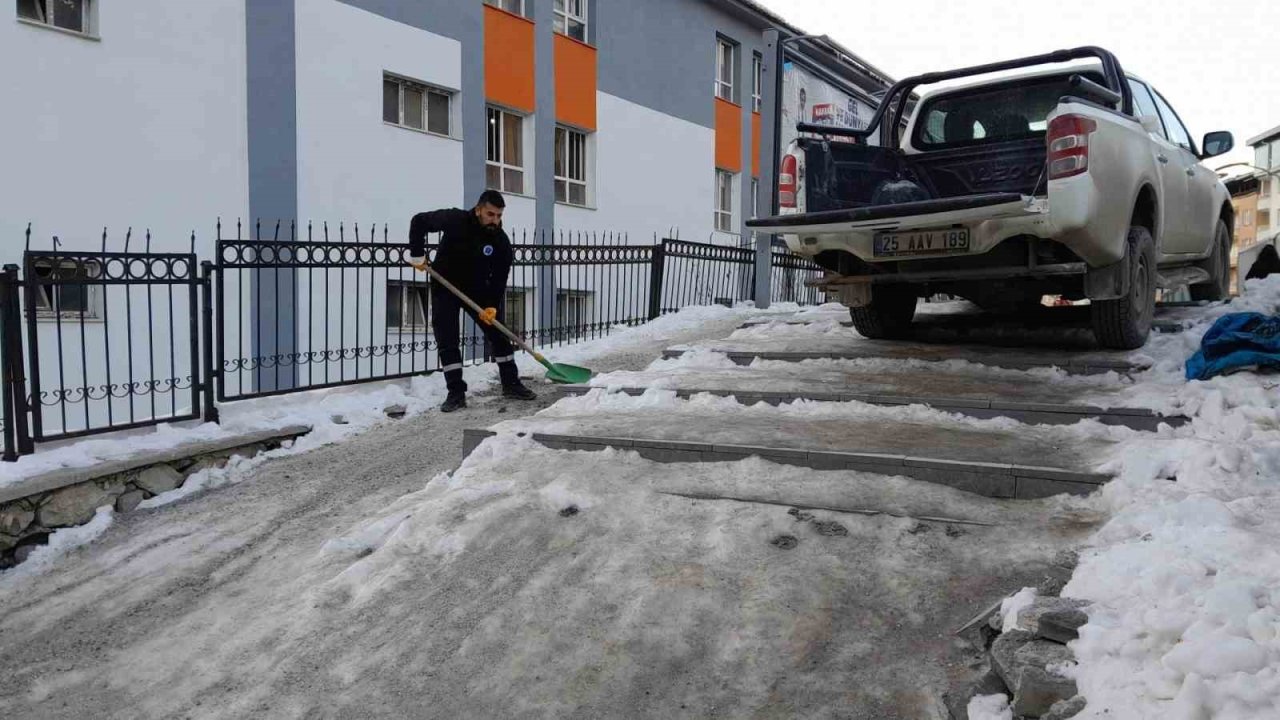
[967,693,1014,720]
[8,270,1280,719]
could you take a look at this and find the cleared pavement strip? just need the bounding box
[559,385,1184,432]
[662,343,1148,375]
[464,400,1115,501]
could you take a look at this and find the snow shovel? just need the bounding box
[410,261,593,385]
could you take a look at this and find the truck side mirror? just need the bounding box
[1201,131,1234,159]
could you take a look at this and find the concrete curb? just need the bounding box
[0,425,313,506]
[661,349,1148,376]
[557,386,1184,431]
[460,429,1109,500]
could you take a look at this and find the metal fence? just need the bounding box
[1,225,822,460]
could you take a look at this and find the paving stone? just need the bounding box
[991,630,1077,717]
[1016,597,1090,644]
[1013,465,1109,484]
[904,456,1013,475]
[115,490,146,514]
[0,506,35,536]
[1043,695,1087,720]
[1015,476,1100,499]
[38,483,122,528]
[907,468,1016,499]
[1012,666,1078,718]
[135,465,184,495]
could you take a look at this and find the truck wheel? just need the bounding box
[1190,219,1231,302]
[850,285,917,339]
[1091,226,1155,350]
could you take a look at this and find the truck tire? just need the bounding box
[849,285,917,339]
[1190,219,1231,302]
[1091,226,1155,350]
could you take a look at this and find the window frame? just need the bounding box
[715,169,736,233]
[553,0,588,43]
[385,279,429,332]
[554,289,593,341]
[30,259,103,321]
[383,73,453,138]
[554,125,590,207]
[1149,87,1198,155]
[1126,79,1168,140]
[751,53,763,113]
[484,0,526,16]
[486,106,529,195]
[715,39,737,103]
[16,0,96,38]
[504,289,528,338]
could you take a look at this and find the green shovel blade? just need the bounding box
[543,363,593,385]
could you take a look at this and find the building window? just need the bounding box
[383,74,451,136]
[486,107,526,195]
[751,178,759,219]
[386,280,428,330]
[504,289,527,337]
[555,126,589,207]
[1263,179,1272,197]
[484,0,525,16]
[752,54,763,113]
[553,0,587,42]
[31,259,102,320]
[555,290,593,341]
[716,39,737,102]
[17,0,91,34]
[715,170,735,233]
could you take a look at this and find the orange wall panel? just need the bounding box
[484,6,535,112]
[554,34,597,130]
[751,112,762,178]
[715,98,742,172]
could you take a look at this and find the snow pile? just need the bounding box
[1000,586,1038,633]
[4,505,114,581]
[1062,276,1280,719]
[967,693,1014,720]
[0,302,795,492]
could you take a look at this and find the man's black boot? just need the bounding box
[440,391,467,413]
[502,381,537,401]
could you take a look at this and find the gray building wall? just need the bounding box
[245,0,298,390]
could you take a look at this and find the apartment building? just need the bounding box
[3,0,893,259]
[1247,125,1280,242]
[2,0,893,431]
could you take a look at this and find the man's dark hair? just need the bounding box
[477,190,506,209]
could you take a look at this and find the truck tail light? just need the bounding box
[779,153,798,208]
[1047,115,1098,180]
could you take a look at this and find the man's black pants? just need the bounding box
[427,284,519,394]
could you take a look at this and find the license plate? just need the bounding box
[874,228,971,257]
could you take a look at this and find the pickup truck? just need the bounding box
[747,47,1235,349]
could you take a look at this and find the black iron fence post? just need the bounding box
[1,265,17,461]
[648,240,667,320]
[1,264,33,458]
[200,261,220,424]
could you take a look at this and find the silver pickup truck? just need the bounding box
[748,47,1235,349]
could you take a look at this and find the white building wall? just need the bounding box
[0,1,247,435]
[289,0,472,387]
[294,0,465,229]
[554,92,717,244]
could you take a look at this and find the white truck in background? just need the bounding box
[747,47,1235,349]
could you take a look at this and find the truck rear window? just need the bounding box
[913,72,1107,150]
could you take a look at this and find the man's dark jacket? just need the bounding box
[408,209,513,307]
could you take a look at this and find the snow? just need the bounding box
[967,693,1013,720]
[1058,277,1280,720]
[1001,586,1038,632]
[4,505,114,581]
[0,302,801,492]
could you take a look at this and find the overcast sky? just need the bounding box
[762,0,1278,172]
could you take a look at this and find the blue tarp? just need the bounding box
[1185,312,1280,381]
